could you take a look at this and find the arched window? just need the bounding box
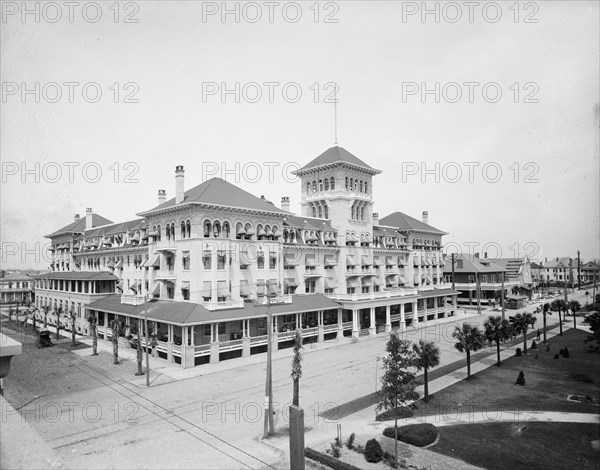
[312,206,317,217]
[312,181,317,192]
[157,225,161,241]
[306,182,310,194]
[350,206,354,219]
[354,179,359,191]
[170,223,175,240]
[330,176,335,190]
[222,222,230,238]
[244,223,253,240]
[204,220,211,238]
[360,207,365,220]
[318,206,323,218]
[213,221,221,238]
[324,178,329,191]
[359,180,363,193]
[166,225,171,241]
[181,221,186,238]
[324,205,329,219]
[319,179,323,191]
[345,176,349,189]
[364,181,368,193]
[291,230,296,243]
[283,230,288,243]
[186,220,191,238]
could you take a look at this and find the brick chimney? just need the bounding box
[281,196,290,212]
[475,252,480,258]
[373,212,379,225]
[74,214,80,221]
[158,189,166,205]
[422,211,429,225]
[85,208,93,230]
[175,166,185,204]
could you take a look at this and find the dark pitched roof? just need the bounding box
[443,254,506,274]
[35,271,119,281]
[378,212,446,235]
[417,288,461,299]
[45,214,114,238]
[139,178,288,215]
[294,146,381,175]
[0,272,36,282]
[86,294,340,325]
[84,219,146,237]
[284,215,335,231]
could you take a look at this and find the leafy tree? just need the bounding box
[290,329,303,406]
[376,333,419,469]
[453,323,486,379]
[88,314,99,356]
[8,306,13,322]
[512,313,537,354]
[550,299,567,336]
[568,300,581,330]
[484,315,512,367]
[110,316,121,365]
[412,339,440,401]
[132,320,144,376]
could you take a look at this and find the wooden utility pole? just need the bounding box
[257,280,275,438]
[577,250,581,290]
[144,293,150,387]
[475,272,481,316]
[501,272,506,321]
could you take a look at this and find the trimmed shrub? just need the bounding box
[305,448,362,470]
[546,344,550,352]
[554,354,560,359]
[354,444,365,454]
[383,423,438,447]
[531,340,537,349]
[516,370,525,386]
[376,406,415,421]
[330,441,341,458]
[345,432,356,450]
[534,353,539,360]
[516,348,522,357]
[562,347,570,358]
[364,439,384,463]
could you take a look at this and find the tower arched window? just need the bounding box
[318,206,323,218]
[222,222,230,238]
[306,182,310,194]
[364,181,368,193]
[324,205,329,219]
[359,180,363,193]
[157,225,161,241]
[312,181,317,192]
[361,207,365,220]
[330,176,335,190]
[350,206,354,220]
[171,223,176,240]
[186,220,191,238]
[324,178,329,191]
[204,220,211,238]
[213,221,221,238]
[345,176,349,189]
[181,221,186,238]
[312,206,317,217]
[319,179,323,191]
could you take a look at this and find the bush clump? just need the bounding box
[554,354,560,359]
[516,370,525,386]
[516,347,522,357]
[364,439,384,463]
[560,347,570,358]
[376,406,415,421]
[305,447,362,470]
[383,423,438,447]
[345,432,356,450]
[531,340,537,349]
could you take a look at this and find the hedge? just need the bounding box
[305,447,362,470]
[383,423,438,447]
[375,406,415,421]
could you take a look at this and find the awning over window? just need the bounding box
[240,280,252,296]
[361,256,373,266]
[217,281,229,297]
[257,227,266,237]
[284,254,300,266]
[305,257,317,267]
[324,278,337,288]
[202,281,212,298]
[152,283,160,295]
[116,280,123,292]
[129,280,140,294]
[397,257,406,266]
[361,277,372,286]
[267,280,280,296]
[385,256,395,265]
[426,275,433,283]
[106,260,115,268]
[324,255,338,266]
[181,281,190,290]
[115,259,123,268]
[284,278,298,287]
[372,277,383,286]
[399,275,408,285]
[236,225,246,236]
[239,250,251,267]
[346,256,358,266]
[182,252,190,260]
[347,278,360,288]
[145,253,160,268]
[373,257,382,266]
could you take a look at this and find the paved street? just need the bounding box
[0,290,589,469]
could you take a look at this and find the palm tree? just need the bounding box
[8,306,13,322]
[55,307,63,340]
[539,302,551,343]
[290,329,303,406]
[550,299,567,336]
[412,339,440,401]
[483,315,512,367]
[512,313,537,354]
[452,323,486,380]
[88,314,99,356]
[133,320,144,376]
[42,305,49,329]
[68,307,77,346]
[568,300,581,330]
[110,316,121,365]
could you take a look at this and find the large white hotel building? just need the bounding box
[35,147,459,368]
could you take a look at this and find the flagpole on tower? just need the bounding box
[334,88,338,145]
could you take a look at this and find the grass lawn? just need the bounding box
[433,422,599,470]
[415,328,600,416]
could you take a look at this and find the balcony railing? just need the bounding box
[201,299,245,311]
[155,270,177,279]
[120,294,146,306]
[328,287,417,302]
[155,241,176,251]
[254,294,293,305]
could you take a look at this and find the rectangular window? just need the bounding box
[305,279,316,294]
[217,251,226,270]
[204,324,211,336]
[182,252,190,270]
[468,275,475,284]
[362,286,369,293]
[269,253,277,270]
[167,285,174,299]
[202,281,212,302]
[257,251,265,269]
[346,287,355,294]
[203,250,212,270]
[218,323,225,335]
[324,288,334,294]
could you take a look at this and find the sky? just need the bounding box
[1,0,599,270]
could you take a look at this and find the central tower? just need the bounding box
[292,146,382,243]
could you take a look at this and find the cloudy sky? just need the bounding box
[1,1,598,270]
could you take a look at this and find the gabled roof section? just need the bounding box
[84,219,146,238]
[0,272,36,282]
[293,146,381,175]
[379,212,446,235]
[35,271,118,281]
[443,254,506,273]
[138,178,289,216]
[45,214,113,238]
[284,215,335,231]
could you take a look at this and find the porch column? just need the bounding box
[103,312,108,339]
[296,313,300,330]
[317,310,324,343]
[166,324,174,363]
[400,303,406,331]
[210,322,220,364]
[242,319,251,357]
[189,326,195,346]
[336,308,343,339]
[469,289,473,305]
[412,301,419,326]
[182,326,195,369]
[352,309,359,339]
[385,305,391,333]
[369,307,376,336]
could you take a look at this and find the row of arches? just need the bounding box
[306,176,336,194]
[345,177,368,194]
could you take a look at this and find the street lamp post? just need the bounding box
[144,293,150,387]
[256,280,276,438]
